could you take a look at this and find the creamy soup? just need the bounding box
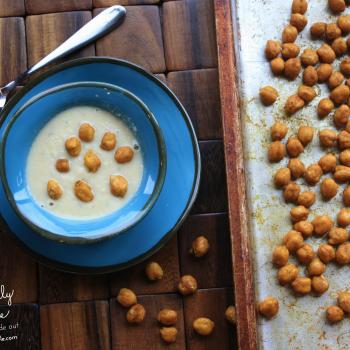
[27,106,143,219]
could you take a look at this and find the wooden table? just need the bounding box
[0,0,237,349]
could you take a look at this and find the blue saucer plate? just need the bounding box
[0,58,201,273]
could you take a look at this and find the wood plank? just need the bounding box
[167,69,222,140]
[39,265,109,304]
[25,0,92,15]
[155,73,166,84]
[110,235,180,295]
[183,288,236,350]
[95,6,166,73]
[94,0,159,6]
[162,0,218,71]
[26,11,95,68]
[40,301,110,350]
[214,0,258,349]
[0,0,25,17]
[178,213,233,289]
[191,141,228,214]
[0,17,27,86]
[110,294,186,349]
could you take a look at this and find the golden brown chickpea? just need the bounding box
[317,98,334,118]
[334,165,350,182]
[282,25,298,43]
[283,230,304,251]
[321,178,339,200]
[55,159,70,173]
[334,104,350,127]
[65,136,81,157]
[100,131,116,151]
[288,158,305,178]
[287,137,304,157]
[117,288,137,308]
[343,185,350,206]
[304,164,323,185]
[308,258,326,276]
[338,291,350,312]
[291,277,311,295]
[292,0,308,14]
[115,146,134,164]
[338,15,350,33]
[158,309,178,326]
[303,66,318,86]
[290,13,308,32]
[316,64,333,83]
[329,227,349,245]
[278,263,299,285]
[337,208,350,227]
[300,49,318,66]
[274,168,291,188]
[145,261,164,281]
[340,149,350,166]
[338,130,350,149]
[297,85,316,103]
[319,129,338,147]
[328,71,344,90]
[290,206,309,223]
[297,191,316,208]
[326,305,344,323]
[193,318,215,336]
[329,0,346,13]
[272,245,289,267]
[311,22,326,38]
[270,58,285,76]
[110,175,128,198]
[126,304,146,324]
[191,236,210,257]
[330,85,350,105]
[78,123,95,142]
[318,244,336,263]
[265,40,282,60]
[326,23,342,41]
[257,297,279,319]
[268,141,286,162]
[225,306,236,325]
[294,221,314,238]
[47,179,63,200]
[318,153,337,173]
[285,95,305,114]
[84,150,101,173]
[284,182,301,203]
[340,58,350,77]
[160,327,177,344]
[284,59,302,80]
[297,125,314,146]
[332,38,347,57]
[312,215,334,235]
[296,244,315,264]
[312,275,329,295]
[74,180,94,202]
[178,275,197,295]
[282,43,300,59]
[336,242,350,264]
[317,44,336,64]
[271,122,288,141]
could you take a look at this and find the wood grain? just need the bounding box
[167,69,222,140]
[155,73,166,84]
[191,141,228,214]
[183,288,236,350]
[95,6,166,73]
[178,213,233,289]
[0,0,25,16]
[40,301,110,350]
[110,294,186,349]
[94,0,159,6]
[25,0,92,15]
[214,0,258,349]
[26,11,95,67]
[110,235,180,295]
[162,0,218,71]
[0,17,27,86]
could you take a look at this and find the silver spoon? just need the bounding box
[0,5,126,110]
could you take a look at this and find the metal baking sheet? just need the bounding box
[233,0,350,349]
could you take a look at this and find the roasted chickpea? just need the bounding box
[330,85,350,105]
[329,227,349,245]
[334,104,350,127]
[332,38,347,57]
[336,242,350,264]
[145,262,164,281]
[319,129,337,147]
[317,44,336,64]
[326,23,342,41]
[84,150,101,173]
[308,258,326,276]
[291,277,311,295]
[272,245,289,267]
[284,182,301,203]
[283,230,304,251]
[115,146,134,164]
[284,59,302,80]
[294,221,314,238]
[74,180,94,202]
[318,244,336,263]
[290,206,309,223]
[340,149,350,166]
[296,244,315,264]
[311,22,326,38]
[271,122,288,141]
[282,25,298,43]
[282,43,300,59]
[65,136,81,157]
[321,178,339,200]
[178,275,197,295]
[292,0,308,14]
[329,0,346,13]
[274,168,291,188]
[126,304,146,324]
[303,66,318,86]
[100,131,116,151]
[117,288,137,308]
[318,153,337,173]
[110,175,128,198]
[287,137,304,157]
[270,58,285,75]
[257,297,279,319]
[47,179,63,200]
[297,191,315,208]
[268,141,286,162]
[343,186,350,206]
[160,327,177,344]
[191,236,210,257]
[297,85,316,103]
[312,275,329,295]
[225,306,236,325]
[304,164,323,185]
[338,291,350,312]
[338,130,350,149]
[193,318,215,336]
[312,215,334,235]
[285,94,305,114]
[328,71,344,90]
[300,49,318,66]
[278,263,299,285]
[78,123,95,142]
[55,159,70,173]
[317,98,334,118]
[158,309,178,326]
[338,15,350,33]
[337,208,350,227]
[326,305,344,323]
[297,125,314,145]
[334,165,350,182]
[290,13,308,32]
[288,158,305,178]
[265,40,281,60]
[340,58,350,77]
[316,64,333,83]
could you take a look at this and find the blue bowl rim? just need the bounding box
[0,57,201,274]
[0,81,167,244]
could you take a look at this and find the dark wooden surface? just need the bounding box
[0,1,238,349]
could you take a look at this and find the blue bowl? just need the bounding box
[0,81,166,243]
